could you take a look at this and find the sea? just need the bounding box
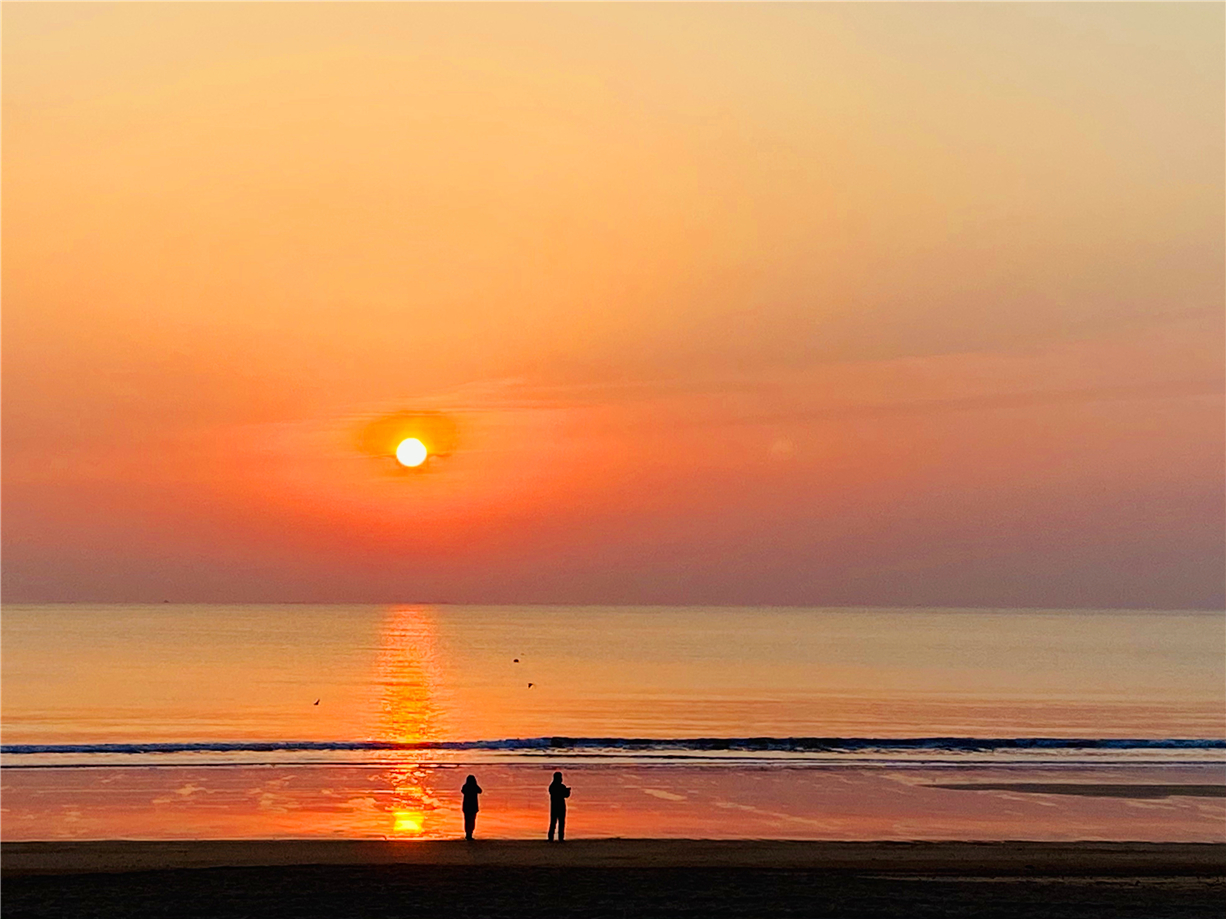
[2,604,1223,841]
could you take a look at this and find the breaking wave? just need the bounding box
[4,737,1223,756]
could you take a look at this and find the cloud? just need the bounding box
[715,379,1223,429]
[356,411,459,459]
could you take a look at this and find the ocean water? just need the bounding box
[2,604,1223,841]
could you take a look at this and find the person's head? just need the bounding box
[464,774,477,786]
[553,771,563,782]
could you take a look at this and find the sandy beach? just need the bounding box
[5,838,1225,877]
[4,840,1224,918]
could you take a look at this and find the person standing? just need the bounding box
[547,771,570,842]
[461,774,482,840]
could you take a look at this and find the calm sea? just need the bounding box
[3,604,1223,841]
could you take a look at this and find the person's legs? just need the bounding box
[557,808,565,842]
[464,811,475,840]
[548,811,558,841]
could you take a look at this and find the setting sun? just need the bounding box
[395,438,428,468]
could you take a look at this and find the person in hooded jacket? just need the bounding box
[547,771,570,841]
[461,774,482,840]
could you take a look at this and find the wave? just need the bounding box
[3,737,1223,756]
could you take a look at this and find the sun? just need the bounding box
[395,438,428,468]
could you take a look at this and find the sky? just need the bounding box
[3,3,1223,608]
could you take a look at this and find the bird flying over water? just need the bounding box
[313,699,320,705]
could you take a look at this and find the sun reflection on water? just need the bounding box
[380,765,445,837]
[392,809,424,835]
[374,607,447,835]
[375,605,444,746]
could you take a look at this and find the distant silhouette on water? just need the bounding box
[548,771,570,841]
[461,774,482,840]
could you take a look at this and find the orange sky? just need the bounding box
[3,3,1223,606]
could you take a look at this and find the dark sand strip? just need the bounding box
[931,783,1226,798]
[3,840,1223,878]
[4,844,1224,919]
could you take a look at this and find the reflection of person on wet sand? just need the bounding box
[461,774,482,840]
[548,771,570,842]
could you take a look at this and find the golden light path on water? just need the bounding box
[375,607,444,838]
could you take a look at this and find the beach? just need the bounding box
[6,838,1226,875]
[4,840,1224,918]
[5,605,1223,916]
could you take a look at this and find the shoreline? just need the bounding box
[930,782,1226,798]
[5,839,1224,878]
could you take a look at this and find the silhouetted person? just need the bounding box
[548,771,570,841]
[461,774,482,840]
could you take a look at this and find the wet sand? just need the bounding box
[7,763,1223,842]
[930,783,1226,798]
[4,841,1223,919]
